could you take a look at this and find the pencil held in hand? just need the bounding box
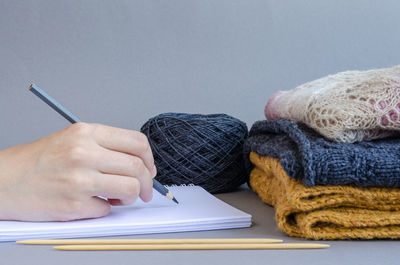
[28,83,178,204]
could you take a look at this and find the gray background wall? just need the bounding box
[1,0,400,150]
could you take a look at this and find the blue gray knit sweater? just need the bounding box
[244,119,400,187]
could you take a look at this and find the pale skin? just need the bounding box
[0,122,156,222]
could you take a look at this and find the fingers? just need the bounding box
[94,149,154,202]
[60,197,111,221]
[92,124,157,176]
[91,173,142,205]
[81,197,111,219]
[59,123,155,205]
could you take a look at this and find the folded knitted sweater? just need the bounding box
[249,152,400,240]
[264,65,400,143]
[244,119,400,187]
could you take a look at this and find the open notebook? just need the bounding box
[0,186,251,242]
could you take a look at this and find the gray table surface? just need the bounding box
[2,186,399,265]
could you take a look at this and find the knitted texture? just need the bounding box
[249,152,400,240]
[244,119,400,187]
[141,113,248,193]
[265,65,400,142]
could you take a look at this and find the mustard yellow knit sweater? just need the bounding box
[249,152,400,240]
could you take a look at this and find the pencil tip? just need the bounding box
[29,83,34,90]
[165,191,179,204]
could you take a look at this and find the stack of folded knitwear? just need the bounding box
[244,65,400,240]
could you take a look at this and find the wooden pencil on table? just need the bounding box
[17,238,330,251]
[52,243,330,251]
[28,83,178,204]
[17,238,283,245]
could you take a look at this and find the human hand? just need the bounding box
[0,123,156,221]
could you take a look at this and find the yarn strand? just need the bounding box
[141,113,248,193]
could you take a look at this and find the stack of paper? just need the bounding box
[0,186,251,241]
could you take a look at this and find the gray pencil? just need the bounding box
[29,83,178,204]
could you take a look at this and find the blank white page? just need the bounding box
[0,186,251,241]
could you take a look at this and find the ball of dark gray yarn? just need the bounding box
[140,113,248,193]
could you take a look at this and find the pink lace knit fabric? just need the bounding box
[265,65,400,142]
